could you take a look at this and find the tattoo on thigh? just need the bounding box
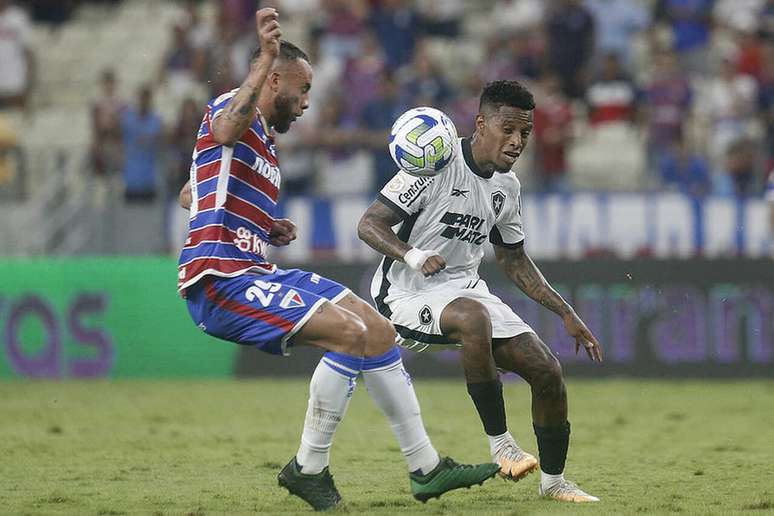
[494,334,554,380]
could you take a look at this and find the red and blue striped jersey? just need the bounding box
[178,89,280,295]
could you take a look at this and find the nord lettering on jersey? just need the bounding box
[234,226,268,256]
[397,177,433,205]
[252,154,281,189]
[439,211,488,245]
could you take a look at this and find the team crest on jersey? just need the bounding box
[387,175,405,192]
[280,289,306,309]
[419,305,433,325]
[492,190,506,217]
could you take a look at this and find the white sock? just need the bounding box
[541,471,565,491]
[362,347,440,475]
[488,430,514,456]
[296,352,363,475]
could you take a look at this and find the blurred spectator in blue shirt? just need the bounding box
[546,0,596,99]
[660,137,711,198]
[121,85,163,202]
[479,32,541,84]
[342,30,386,121]
[399,41,452,107]
[758,42,774,171]
[653,0,713,76]
[644,49,692,174]
[369,0,421,69]
[316,0,367,61]
[585,0,649,70]
[720,137,759,197]
[360,71,407,191]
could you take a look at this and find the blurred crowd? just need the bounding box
[3,0,774,208]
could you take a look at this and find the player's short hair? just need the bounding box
[250,40,310,65]
[479,80,535,113]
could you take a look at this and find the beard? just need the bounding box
[271,94,296,134]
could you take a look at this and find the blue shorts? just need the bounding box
[186,268,350,356]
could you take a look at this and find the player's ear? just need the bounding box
[475,113,486,133]
[267,70,281,92]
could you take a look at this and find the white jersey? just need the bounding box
[371,137,525,312]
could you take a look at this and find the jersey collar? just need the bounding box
[461,138,494,179]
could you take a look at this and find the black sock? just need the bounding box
[466,380,507,436]
[533,421,571,475]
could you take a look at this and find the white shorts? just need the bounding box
[381,277,534,352]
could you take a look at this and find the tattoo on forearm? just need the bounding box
[359,218,411,261]
[358,203,412,262]
[224,91,258,122]
[505,248,572,316]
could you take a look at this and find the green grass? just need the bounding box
[1,379,773,515]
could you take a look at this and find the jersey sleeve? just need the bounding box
[489,180,525,248]
[376,171,436,219]
[208,90,238,124]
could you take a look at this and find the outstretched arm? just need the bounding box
[357,200,446,277]
[494,244,603,361]
[211,8,281,146]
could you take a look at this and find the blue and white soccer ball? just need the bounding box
[388,106,458,177]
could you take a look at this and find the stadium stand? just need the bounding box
[0,0,772,257]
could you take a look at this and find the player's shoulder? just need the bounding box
[385,170,437,195]
[493,170,522,195]
[208,88,239,109]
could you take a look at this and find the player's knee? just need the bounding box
[359,309,397,356]
[445,298,491,341]
[336,314,369,356]
[533,356,565,401]
[367,316,398,355]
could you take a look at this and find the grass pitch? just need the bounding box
[1,379,773,515]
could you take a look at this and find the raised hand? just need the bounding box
[255,7,281,58]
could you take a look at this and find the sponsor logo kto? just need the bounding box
[234,227,268,256]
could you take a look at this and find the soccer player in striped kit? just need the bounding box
[176,8,498,511]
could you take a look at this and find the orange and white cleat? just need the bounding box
[539,479,600,502]
[491,440,539,481]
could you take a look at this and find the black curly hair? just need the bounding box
[479,80,535,112]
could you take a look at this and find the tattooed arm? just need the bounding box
[495,244,572,316]
[211,8,281,146]
[494,244,603,361]
[358,200,446,277]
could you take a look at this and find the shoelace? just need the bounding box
[496,443,526,459]
[441,457,474,470]
[551,480,582,494]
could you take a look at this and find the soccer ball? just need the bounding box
[388,107,458,176]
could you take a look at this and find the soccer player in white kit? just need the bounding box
[358,81,604,503]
